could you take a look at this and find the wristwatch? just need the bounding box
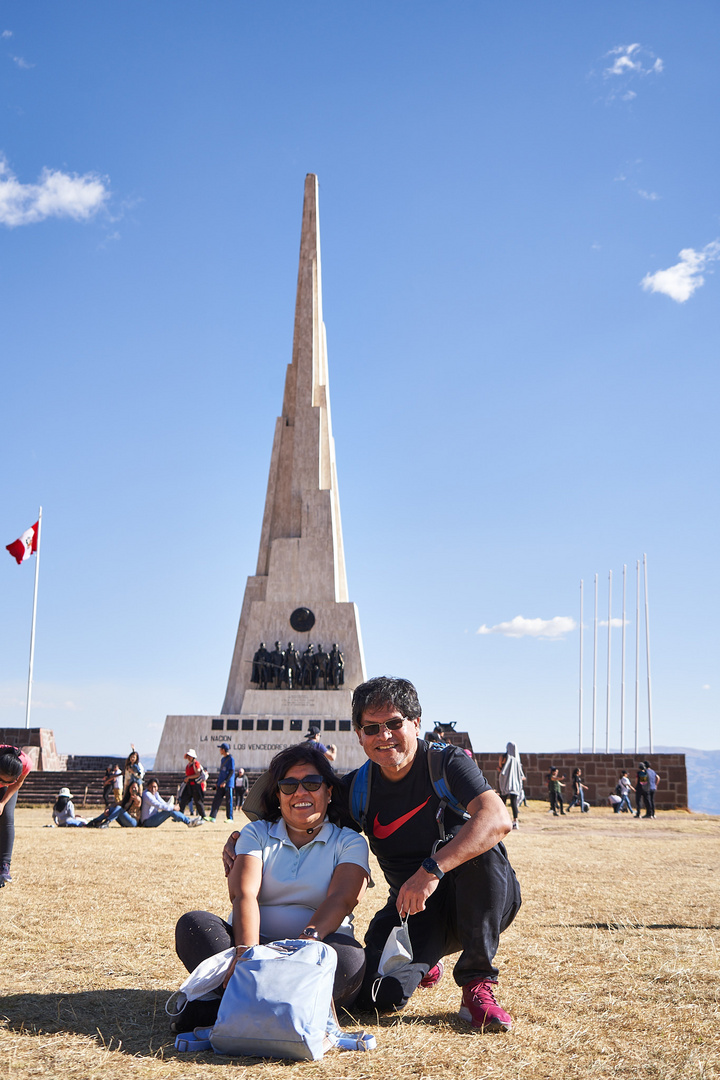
[302,927,320,939]
[421,856,444,880]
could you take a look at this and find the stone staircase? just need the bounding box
[17,771,262,808]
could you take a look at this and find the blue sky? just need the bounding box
[2,1,718,759]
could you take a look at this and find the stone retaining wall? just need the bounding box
[473,752,687,810]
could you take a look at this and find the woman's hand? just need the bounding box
[222,945,251,989]
[222,831,241,877]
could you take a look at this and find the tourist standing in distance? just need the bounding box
[496,741,525,829]
[179,749,207,820]
[634,762,651,818]
[643,760,661,818]
[209,744,235,822]
[547,768,566,816]
[566,768,589,813]
[0,745,33,885]
[234,767,249,812]
[616,771,635,814]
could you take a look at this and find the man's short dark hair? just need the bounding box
[351,676,421,730]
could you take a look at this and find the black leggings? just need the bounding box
[175,910,366,1010]
[0,787,18,866]
[501,794,519,821]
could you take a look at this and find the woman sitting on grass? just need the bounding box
[52,787,88,827]
[88,779,142,828]
[173,743,370,1031]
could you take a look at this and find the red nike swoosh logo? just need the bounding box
[373,797,431,839]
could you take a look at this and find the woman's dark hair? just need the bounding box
[0,747,24,782]
[54,795,70,813]
[259,744,340,824]
[572,768,580,777]
[121,780,140,810]
[125,750,139,769]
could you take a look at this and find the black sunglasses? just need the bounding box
[359,717,407,736]
[277,774,326,795]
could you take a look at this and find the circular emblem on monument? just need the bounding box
[290,607,316,633]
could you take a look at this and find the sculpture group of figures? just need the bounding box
[250,641,345,690]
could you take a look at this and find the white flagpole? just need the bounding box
[644,553,654,754]
[25,506,42,730]
[621,564,626,753]
[606,569,612,754]
[592,573,598,753]
[578,579,583,753]
[635,559,640,755]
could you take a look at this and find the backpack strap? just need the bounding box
[349,760,372,831]
[426,743,471,845]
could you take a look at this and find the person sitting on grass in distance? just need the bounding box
[223,676,521,1034]
[141,779,203,828]
[88,779,142,828]
[174,743,370,1033]
[52,787,88,827]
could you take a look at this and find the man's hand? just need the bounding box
[222,831,241,877]
[396,868,440,916]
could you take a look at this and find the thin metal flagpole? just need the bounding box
[25,506,42,730]
[644,553,654,754]
[578,579,583,753]
[606,569,612,754]
[592,573,598,753]
[635,559,640,755]
[621,564,626,753]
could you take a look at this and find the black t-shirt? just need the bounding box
[337,741,492,893]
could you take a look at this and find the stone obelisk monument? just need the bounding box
[155,175,366,773]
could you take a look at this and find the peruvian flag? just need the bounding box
[6,522,39,565]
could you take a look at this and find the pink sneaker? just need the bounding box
[419,961,444,988]
[458,979,512,1032]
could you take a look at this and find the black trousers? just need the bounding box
[635,788,650,815]
[550,790,564,814]
[501,793,519,820]
[359,842,521,1010]
[210,785,234,820]
[175,910,366,1010]
[179,781,206,819]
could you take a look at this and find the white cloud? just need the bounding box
[12,55,33,69]
[599,618,629,628]
[641,240,720,303]
[599,44,663,102]
[0,155,110,227]
[2,30,13,38]
[703,684,710,691]
[638,189,660,201]
[477,615,576,640]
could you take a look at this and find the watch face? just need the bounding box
[290,607,315,633]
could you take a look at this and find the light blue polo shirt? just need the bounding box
[234,818,370,942]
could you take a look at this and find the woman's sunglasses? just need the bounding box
[277,775,326,795]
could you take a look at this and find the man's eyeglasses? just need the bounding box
[358,717,407,737]
[277,775,326,795]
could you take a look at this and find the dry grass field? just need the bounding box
[2,802,719,1080]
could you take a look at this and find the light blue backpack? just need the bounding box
[174,939,375,1061]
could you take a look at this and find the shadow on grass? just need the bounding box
[569,922,720,931]
[0,989,183,1057]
